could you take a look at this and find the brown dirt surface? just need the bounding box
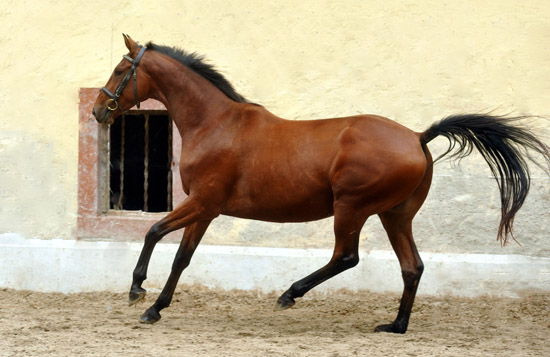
[1,286,549,356]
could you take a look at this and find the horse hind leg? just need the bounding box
[375,163,432,333]
[375,211,424,334]
[275,206,366,310]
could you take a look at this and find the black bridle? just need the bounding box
[102,46,147,112]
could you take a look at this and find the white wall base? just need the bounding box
[1,233,549,297]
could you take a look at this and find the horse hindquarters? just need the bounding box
[276,131,431,315]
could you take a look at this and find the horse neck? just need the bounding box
[143,53,236,136]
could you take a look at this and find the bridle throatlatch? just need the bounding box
[102,46,147,112]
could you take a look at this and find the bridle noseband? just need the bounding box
[102,46,147,112]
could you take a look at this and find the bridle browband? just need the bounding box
[102,46,147,112]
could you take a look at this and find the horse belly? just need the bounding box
[223,171,335,223]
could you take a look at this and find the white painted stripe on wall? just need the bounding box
[1,233,548,297]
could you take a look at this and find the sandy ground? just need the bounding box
[1,286,549,356]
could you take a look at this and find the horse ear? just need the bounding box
[123,34,137,51]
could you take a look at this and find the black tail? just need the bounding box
[420,114,550,245]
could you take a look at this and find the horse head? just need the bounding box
[93,34,150,124]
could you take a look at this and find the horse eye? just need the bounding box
[114,69,123,76]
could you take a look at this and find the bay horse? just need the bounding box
[93,35,550,333]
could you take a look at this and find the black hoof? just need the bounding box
[374,323,407,334]
[129,287,147,306]
[139,307,161,324]
[274,294,296,311]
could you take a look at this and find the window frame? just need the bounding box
[76,88,186,241]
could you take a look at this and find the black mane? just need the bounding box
[145,42,250,103]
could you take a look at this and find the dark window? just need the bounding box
[109,112,173,212]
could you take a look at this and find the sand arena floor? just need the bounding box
[1,286,549,356]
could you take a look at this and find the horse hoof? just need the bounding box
[274,295,295,311]
[129,288,147,306]
[374,323,406,334]
[139,308,161,324]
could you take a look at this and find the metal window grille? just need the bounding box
[108,112,173,212]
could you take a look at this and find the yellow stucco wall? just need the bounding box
[1,1,549,255]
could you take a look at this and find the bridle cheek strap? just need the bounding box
[102,46,147,112]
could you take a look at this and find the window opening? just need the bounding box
[109,112,173,212]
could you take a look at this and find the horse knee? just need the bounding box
[402,263,423,287]
[145,222,163,243]
[172,251,192,271]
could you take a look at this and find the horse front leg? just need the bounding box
[140,219,212,323]
[129,197,215,306]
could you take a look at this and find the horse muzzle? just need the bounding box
[92,105,115,125]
